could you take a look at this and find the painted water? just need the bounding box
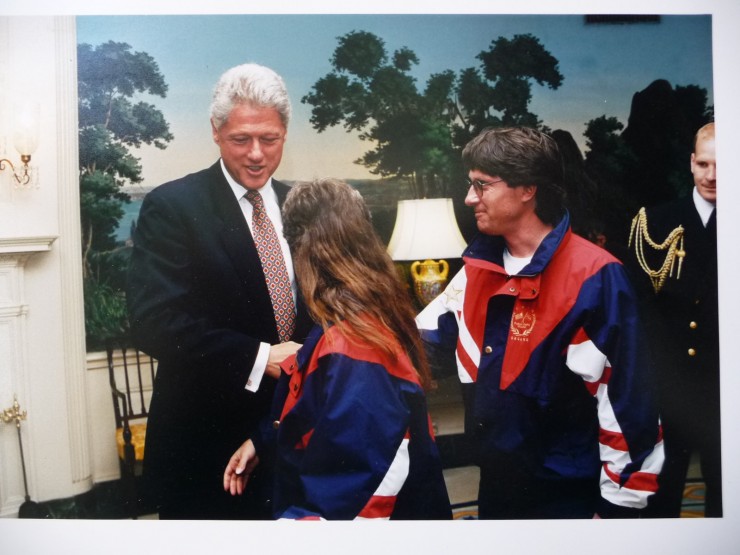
[117,199,143,243]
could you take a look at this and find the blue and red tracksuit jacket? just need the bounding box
[416,213,664,516]
[253,319,451,520]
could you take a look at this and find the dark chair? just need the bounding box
[106,336,157,518]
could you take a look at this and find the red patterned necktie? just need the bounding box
[245,189,296,342]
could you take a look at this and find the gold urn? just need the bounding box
[410,259,449,306]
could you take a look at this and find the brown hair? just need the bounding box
[282,178,431,389]
[462,126,566,226]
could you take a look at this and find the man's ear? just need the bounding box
[211,119,220,145]
[521,184,537,202]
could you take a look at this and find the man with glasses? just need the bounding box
[417,127,663,519]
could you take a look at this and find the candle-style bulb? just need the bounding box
[13,102,39,157]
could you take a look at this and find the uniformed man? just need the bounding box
[628,122,720,517]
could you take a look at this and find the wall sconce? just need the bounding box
[387,198,468,306]
[1,102,39,188]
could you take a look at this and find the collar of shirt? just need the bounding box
[219,159,281,232]
[218,159,297,295]
[692,186,716,227]
[503,248,533,276]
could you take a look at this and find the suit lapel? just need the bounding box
[206,163,276,322]
[207,168,314,341]
[272,179,290,205]
[675,195,717,294]
[681,195,715,263]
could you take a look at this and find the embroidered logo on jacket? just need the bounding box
[510,305,536,341]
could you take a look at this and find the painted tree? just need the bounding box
[302,31,563,199]
[78,40,172,276]
[77,41,173,345]
[582,115,638,246]
[584,80,713,246]
[302,31,455,198]
[453,34,563,145]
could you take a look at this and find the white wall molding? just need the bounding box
[54,15,91,486]
[0,237,56,254]
[0,240,54,517]
[0,15,92,516]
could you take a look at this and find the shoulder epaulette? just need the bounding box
[628,207,685,293]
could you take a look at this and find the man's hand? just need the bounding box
[223,439,259,496]
[265,341,301,379]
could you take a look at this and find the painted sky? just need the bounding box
[76,14,713,190]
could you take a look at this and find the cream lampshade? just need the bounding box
[387,198,467,305]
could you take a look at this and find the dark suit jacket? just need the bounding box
[628,194,719,436]
[126,161,313,509]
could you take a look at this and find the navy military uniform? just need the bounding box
[628,193,721,517]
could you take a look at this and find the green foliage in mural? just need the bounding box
[77,41,173,348]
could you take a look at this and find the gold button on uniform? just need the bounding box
[272,420,280,429]
[689,321,698,329]
[484,346,493,354]
[688,348,696,357]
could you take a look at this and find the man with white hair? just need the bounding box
[127,63,312,519]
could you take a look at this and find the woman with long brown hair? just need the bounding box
[224,178,451,520]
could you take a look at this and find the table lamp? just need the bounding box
[387,198,467,305]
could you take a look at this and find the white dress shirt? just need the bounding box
[692,186,716,227]
[220,160,297,392]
